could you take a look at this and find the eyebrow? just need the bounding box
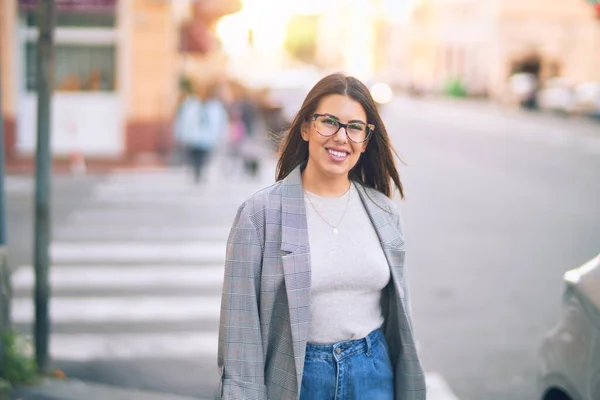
[321,113,367,125]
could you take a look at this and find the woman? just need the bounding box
[216,73,426,400]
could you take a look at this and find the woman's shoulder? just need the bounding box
[355,182,400,215]
[237,180,284,215]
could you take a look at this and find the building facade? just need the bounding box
[1,0,240,171]
[405,0,600,100]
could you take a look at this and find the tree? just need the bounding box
[284,15,319,64]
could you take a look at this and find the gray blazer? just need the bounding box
[216,164,426,400]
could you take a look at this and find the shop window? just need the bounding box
[25,42,116,92]
[22,11,116,28]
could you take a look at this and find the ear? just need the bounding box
[301,122,309,142]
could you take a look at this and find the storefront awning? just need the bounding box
[179,20,214,54]
[192,0,242,22]
[18,0,116,13]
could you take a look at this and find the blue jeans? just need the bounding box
[300,328,394,400]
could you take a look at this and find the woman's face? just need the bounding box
[301,94,369,181]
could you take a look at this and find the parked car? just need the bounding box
[537,77,576,114]
[573,82,600,119]
[537,253,600,400]
[509,72,539,109]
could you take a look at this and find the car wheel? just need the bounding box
[544,388,572,400]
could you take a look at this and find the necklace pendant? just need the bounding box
[332,228,338,235]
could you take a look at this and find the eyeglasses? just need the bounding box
[312,113,374,143]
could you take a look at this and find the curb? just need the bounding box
[12,378,207,400]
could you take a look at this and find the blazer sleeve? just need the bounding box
[216,204,267,400]
[393,203,414,324]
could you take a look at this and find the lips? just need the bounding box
[327,149,349,158]
[326,147,350,162]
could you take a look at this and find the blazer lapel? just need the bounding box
[355,184,405,299]
[355,184,411,364]
[280,165,311,392]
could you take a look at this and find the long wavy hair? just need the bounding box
[276,72,404,199]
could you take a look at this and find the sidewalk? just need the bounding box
[12,378,206,400]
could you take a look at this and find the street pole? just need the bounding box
[0,57,5,250]
[34,0,55,373]
[0,5,9,380]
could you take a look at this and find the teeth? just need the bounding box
[328,149,348,158]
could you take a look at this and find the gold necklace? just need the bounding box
[303,184,352,235]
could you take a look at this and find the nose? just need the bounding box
[334,126,348,143]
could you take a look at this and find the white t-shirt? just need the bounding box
[304,183,391,344]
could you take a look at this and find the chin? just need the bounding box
[320,159,357,178]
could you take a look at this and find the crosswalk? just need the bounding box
[10,154,460,399]
[12,157,270,362]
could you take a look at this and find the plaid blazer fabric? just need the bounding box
[216,164,426,400]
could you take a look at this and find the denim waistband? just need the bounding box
[304,328,385,362]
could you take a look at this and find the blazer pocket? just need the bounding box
[221,379,267,400]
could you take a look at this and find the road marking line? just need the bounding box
[11,265,224,290]
[88,193,249,205]
[66,209,237,224]
[93,179,269,191]
[5,176,33,193]
[50,242,226,263]
[12,296,222,324]
[41,331,219,361]
[55,225,231,241]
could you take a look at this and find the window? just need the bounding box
[25,43,116,92]
[22,11,116,28]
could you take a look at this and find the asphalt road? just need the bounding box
[5,96,600,400]
[4,174,102,272]
[383,96,600,399]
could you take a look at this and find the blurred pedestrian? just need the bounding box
[173,81,228,183]
[225,81,261,178]
[216,73,426,399]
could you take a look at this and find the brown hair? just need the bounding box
[276,72,404,199]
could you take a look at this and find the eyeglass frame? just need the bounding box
[311,113,374,143]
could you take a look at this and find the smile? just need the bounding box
[327,149,349,159]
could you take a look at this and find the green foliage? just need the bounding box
[444,78,467,98]
[178,75,193,95]
[284,14,319,63]
[1,330,39,386]
[0,377,12,400]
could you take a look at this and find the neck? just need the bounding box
[302,162,351,197]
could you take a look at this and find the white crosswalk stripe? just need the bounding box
[54,225,232,241]
[50,242,227,264]
[12,265,225,290]
[13,296,222,324]
[4,175,33,194]
[10,157,459,398]
[45,332,220,361]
